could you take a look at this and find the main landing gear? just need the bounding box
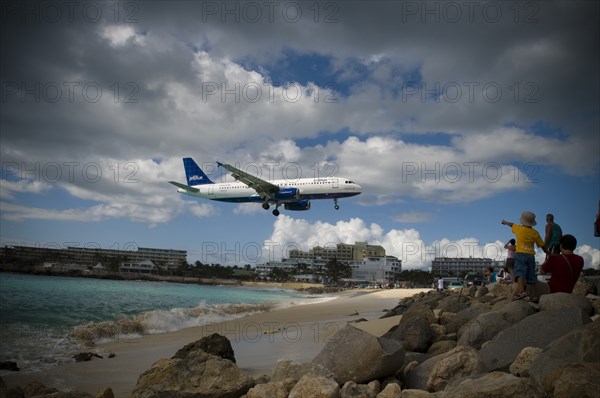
[262,202,280,216]
[334,198,340,210]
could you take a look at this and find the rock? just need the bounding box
[509,347,542,377]
[22,382,58,397]
[312,325,405,384]
[478,307,591,371]
[398,390,435,398]
[529,320,600,392]
[288,374,340,398]
[95,388,114,398]
[172,333,236,363]
[541,362,600,398]
[245,378,296,398]
[271,359,334,383]
[72,352,103,362]
[0,362,19,372]
[254,374,270,385]
[340,381,376,398]
[539,292,594,317]
[440,306,487,334]
[130,351,254,398]
[476,285,488,297]
[437,295,469,314]
[429,324,446,342]
[488,283,511,298]
[442,371,542,398]
[457,300,534,349]
[426,345,486,392]
[574,276,599,296]
[426,340,456,356]
[404,355,441,390]
[384,304,435,353]
[388,315,432,352]
[375,383,401,397]
[367,380,381,395]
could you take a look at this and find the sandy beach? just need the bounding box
[2,288,429,397]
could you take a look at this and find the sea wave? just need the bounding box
[72,301,280,344]
[72,295,338,344]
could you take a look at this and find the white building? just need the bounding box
[349,256,402,283]
[120,259,157,274]
[255,258,327,280]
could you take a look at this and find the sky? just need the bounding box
[1,1,599,270]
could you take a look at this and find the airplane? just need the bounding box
[169,158,362,216]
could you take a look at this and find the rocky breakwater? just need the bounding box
[2,277,599,398]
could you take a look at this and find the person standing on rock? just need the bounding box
[501,211,547,302]
[544,213,563,255]
[540,234,584,294]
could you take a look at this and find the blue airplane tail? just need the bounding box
[183,158,214,185]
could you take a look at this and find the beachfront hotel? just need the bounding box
[431,257,503,278]
[289,241,386,262]
[0,245,187,273]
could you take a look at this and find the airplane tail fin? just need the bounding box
[183,157,214,185]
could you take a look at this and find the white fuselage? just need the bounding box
[178,177,362,203]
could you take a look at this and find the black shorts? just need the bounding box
[505,258,515,269]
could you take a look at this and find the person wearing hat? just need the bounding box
[501,211,548,302]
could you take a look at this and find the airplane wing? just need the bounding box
[218,162,279,199]
[168,181,199,193]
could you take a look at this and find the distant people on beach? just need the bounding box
[501,211,547,302]
[498,265,512,284]
[540,234,584,294]
[544,214,563,255]
[483,267,497,286]
[437,277,444,292]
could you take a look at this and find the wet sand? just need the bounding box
[2,288,429,397]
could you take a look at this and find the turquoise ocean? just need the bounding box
[0,273,331,373]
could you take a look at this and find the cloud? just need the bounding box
[393,211,433,224]
[0,179,53,200]
[263,215,590,270]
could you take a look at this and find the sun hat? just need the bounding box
[519,211,537,227]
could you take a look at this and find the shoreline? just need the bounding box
[1,288,430,397]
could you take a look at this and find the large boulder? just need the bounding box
[478,307,591,371]
[439,306,487,334]
[529,320,600,392]
[426,346,486,392]
[442,371,543,398]
[541,362,600,398]
[172,333,236,362]
[457,300,534,349]
[312,325,405,384]
[538,292,594,317]
[130,351,254,398]
[404,354,442,390]
[383,303,435,352]
[271,359,334,383]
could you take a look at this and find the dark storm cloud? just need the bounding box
[0,1,598,224]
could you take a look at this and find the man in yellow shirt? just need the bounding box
[501,211,547,302]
